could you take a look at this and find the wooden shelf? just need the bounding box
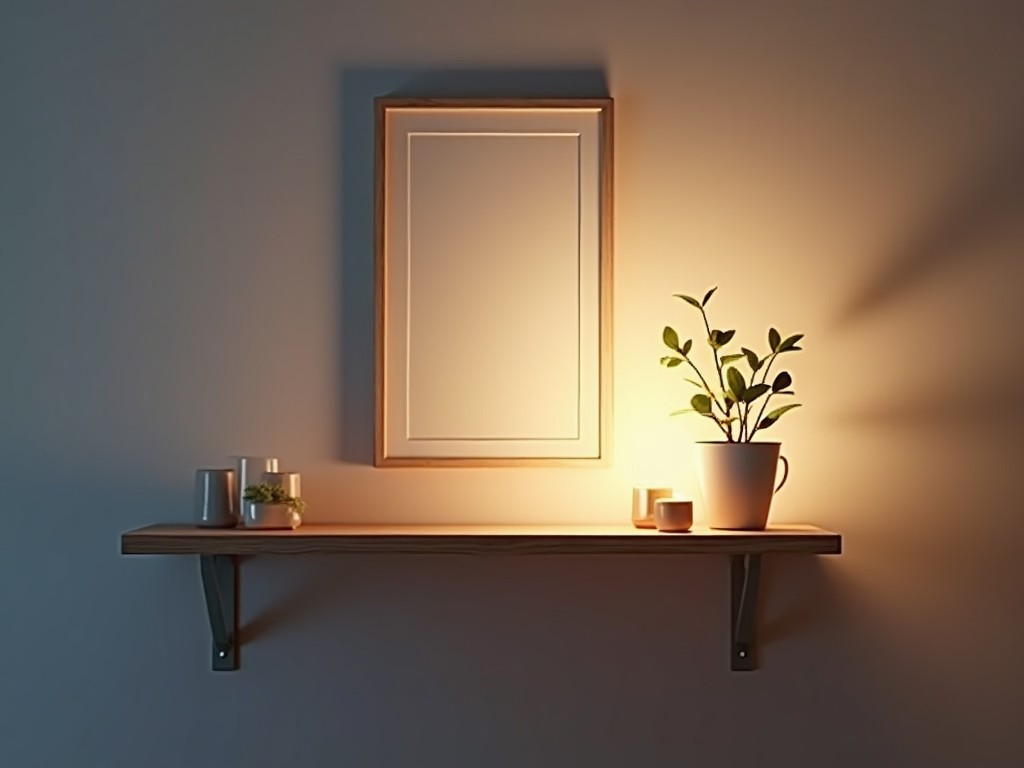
[121,522,840,673]
[121,523,840,557]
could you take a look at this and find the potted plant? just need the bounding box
[661,287,803,529]
[241,483,306,530]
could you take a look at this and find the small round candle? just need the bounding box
[654,498,693,533]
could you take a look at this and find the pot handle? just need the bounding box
[774,455,790,494]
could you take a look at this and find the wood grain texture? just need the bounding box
[373,98,614,467]
[122,524,841,556]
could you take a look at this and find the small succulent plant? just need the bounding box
[243,483,307,514]
[661,287,804,442]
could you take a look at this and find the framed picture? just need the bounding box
[374,98,613,466]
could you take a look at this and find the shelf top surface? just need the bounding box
[122,523,841,556]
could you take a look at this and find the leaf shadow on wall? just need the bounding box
[830,108,1024,429]
[335,66,610,464]
[831,113,1024,332]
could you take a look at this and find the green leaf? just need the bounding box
[708,329,737,349]
[772,371,792,392]
[720,353,745,365]
[741,347,761,372]
[660,356,683,368]
[757,404,802,431]
[691,394,713,414]
[663,326,681,351]
[682,339,693,356]
[684,377,706,390]
[669,408,695,416]
[701,287,717,306]
[726,367,747,400]
[674,294,703,309]
[742,383,771,403]
[766,404,802,420]
[778,334,805,352]
[768,327,781,352]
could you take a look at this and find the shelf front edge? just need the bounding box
[121,527,841,557]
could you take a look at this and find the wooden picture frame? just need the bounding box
[374,98,613,467]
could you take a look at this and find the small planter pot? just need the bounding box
[242,502,302,530]
[695,441,789,530]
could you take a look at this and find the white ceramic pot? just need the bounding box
[242,502,302,530]
[695,442,789,530]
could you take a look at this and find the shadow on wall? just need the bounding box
[816,103,1024,760]
[830,108,1024,430]
[334,67,610,464]
[832,110,1024,331]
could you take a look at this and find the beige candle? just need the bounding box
[262,471,301,499]
[631,487,673,529]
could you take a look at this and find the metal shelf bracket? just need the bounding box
[730,553,762,671]
[191,550,769,672]
[199,555,238,671]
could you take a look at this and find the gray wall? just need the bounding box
[3,1,1024,766]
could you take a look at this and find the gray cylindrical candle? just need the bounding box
[194,469,238,527]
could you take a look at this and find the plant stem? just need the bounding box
[687,359,734,440]
[683,358,725,414]
[749,393,776,441]
[746,351,780,441]
[700,307,734,441]
[703,413,732,439]
[759,352,778,386]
